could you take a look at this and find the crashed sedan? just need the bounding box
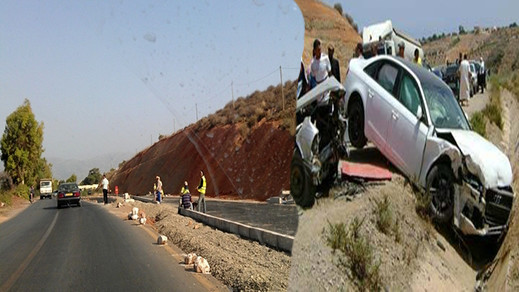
[343,55,514,236]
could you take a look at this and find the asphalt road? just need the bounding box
[0,198,226,291]
[160,197,299,236]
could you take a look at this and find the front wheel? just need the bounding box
[426,164,455,224]
[290,150,315,208]
[348,99,367,149]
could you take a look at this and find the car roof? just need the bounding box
[369,55,450,91]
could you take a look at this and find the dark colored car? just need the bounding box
[442,64,459,98]
[57,182,81,208]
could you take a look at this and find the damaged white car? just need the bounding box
[343,55,514,236]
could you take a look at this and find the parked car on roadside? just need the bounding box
[469,62,478,96]
[442,64,459,98]
[343,55,514,237]
[57,182,81,208]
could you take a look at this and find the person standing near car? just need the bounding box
[309,39,331,87]
[413,48,422,66]
[328,45,340,82]
[197,170,207,213]
[354,43,364,59]
[459,54,471,106]
[479,57,486,93]
[397,41,405,58]
[99,174,109,204]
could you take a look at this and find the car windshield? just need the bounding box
[422,81,470,130]
[399,58,470,130]
[59,183,78,192]
[41,182,51,187]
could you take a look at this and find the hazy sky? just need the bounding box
[326,0,518,39]
[1,0,304,162]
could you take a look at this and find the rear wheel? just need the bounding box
[426,164,455,224]
[348,99,367,149]
[290,150,315,208]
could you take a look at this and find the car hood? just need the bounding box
[449,129,513,188]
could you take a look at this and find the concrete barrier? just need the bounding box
[178,207,294,253]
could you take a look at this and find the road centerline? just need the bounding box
[1,211,59,291]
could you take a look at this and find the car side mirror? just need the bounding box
[416,105,423,120]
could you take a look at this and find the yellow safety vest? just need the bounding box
[181,186,189,195]
[198,175,206,194]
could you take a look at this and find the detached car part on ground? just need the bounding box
[343,55,514,237]
[57,182,81,208]
[291,77,348,208]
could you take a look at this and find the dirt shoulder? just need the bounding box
[0,196,32,225]
[86,195,291,291]
[288,174,476,291]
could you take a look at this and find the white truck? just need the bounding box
[40,179,52,199]
[362,20,424,62]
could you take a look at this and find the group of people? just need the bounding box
[298,39,341,98]
[154,170,207,213]
[457,54,485,106]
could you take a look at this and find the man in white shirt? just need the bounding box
[459,54,471,106]
[309,39,331,86]
[99,174,109,204]
[479,57,486,93]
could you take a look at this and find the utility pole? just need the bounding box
[195,103,198,121]
[231,81,235,109]
[280,66,285,111]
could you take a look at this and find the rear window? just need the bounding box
[58,184,79,192]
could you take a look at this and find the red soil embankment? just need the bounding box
[111,121,292,201]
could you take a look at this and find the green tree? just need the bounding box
[81,168,101,185]
[333,3,343,15]
[1,99,45,186]
[66,174,77,183]
[459,25,466,35]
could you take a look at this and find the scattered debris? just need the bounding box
[139,217,147,225]
[194,256,211,274]
[1,202,5,207]
[116,202,123,208]
[436,239,446,252]
[193,224,200,230]
[184,253,197,265]
[157,235,168,245]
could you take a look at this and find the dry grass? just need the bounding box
[324,217,382,291]
[193,81,297,136]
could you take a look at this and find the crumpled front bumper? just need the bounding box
[454,182,514,236]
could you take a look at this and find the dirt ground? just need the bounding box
[86,195,291,292]
[0,196,31,224]
[288,173,476,291]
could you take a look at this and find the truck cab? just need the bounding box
[40,179,52,199]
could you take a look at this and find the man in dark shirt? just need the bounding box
[328,45,340,82]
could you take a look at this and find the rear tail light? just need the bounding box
[74,192,80,197]
[58,193,64,198]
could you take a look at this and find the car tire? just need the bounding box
[426,164,455,224]
[348,98,367,149]
[290,150,315,208]
[40,196,43,200]
[57,203,61,209]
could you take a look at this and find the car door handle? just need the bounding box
[368,89,374,99]
[391,111,399,120]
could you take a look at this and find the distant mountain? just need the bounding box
[48,152,132,181]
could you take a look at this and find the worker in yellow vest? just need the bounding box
[197,170,207,213]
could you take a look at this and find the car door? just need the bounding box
[363,61,400,154]
[386,70,429,180]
